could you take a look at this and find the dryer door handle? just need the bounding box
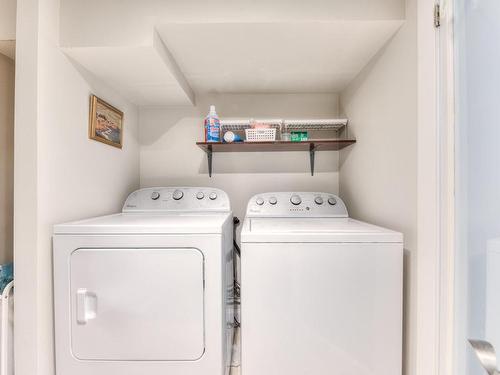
[76,288,97,325]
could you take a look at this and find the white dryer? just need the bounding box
[53,187,234,375]
[240,192,403,375]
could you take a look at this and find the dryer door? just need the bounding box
[69,248,205,361]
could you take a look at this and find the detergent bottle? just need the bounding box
[204,105,221,142]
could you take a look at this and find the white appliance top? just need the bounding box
[242,192,402,243]
[54,187,232,235]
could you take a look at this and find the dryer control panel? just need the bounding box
[246,192,348,218]
[123,187,230,212]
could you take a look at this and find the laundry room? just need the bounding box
[7,0,440,374]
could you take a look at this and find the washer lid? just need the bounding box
[54,212,231,235]
[241,217,403,243]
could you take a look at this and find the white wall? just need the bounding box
[0,53,14,264]
[0,0,16,40]
[0,0,16,61]
[14,0,140,374]
[140,93,340,221]
[338,0,417,374]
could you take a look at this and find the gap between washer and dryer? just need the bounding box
[229,327,241,375]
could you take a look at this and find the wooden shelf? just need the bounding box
[196,139,356,176]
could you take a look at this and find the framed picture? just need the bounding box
[89,95,124,148]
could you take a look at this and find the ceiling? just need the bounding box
[64,33,194,106]
[156,21,402,94]
[60,0,405,106]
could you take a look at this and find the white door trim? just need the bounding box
[415,0,444,375]
[416,1,456,375]
[437,0,456,374]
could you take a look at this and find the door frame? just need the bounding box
[416,0,456,375]
[436,0,457,374]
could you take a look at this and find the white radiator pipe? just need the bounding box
[1,281,13,375]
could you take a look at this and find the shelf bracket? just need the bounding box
[206,145,213,177]
[309,144,316,176]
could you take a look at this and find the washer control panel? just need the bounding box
[246,192,348,217]
[123,187,230,212]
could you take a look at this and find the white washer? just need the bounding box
[240,192,403,375]
[53,187,234,375]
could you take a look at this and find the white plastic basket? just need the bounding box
[245,128,276,142]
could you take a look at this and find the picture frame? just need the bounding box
[88,95,124,148]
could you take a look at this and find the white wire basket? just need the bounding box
[220,119,282,132]
[245,128,277,142]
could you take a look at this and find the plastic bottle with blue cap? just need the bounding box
[204,105,221,142]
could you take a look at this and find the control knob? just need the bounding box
[196,192,205,200]
[328,197,337,205]
[269,196,278,205]
[256,197,264,206]
[172,190,184,200]
[209,192,218,200]
[290,194,302,205]
[151,191,160,200]
[314,196,324,205]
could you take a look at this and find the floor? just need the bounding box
[229,328,241,375]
